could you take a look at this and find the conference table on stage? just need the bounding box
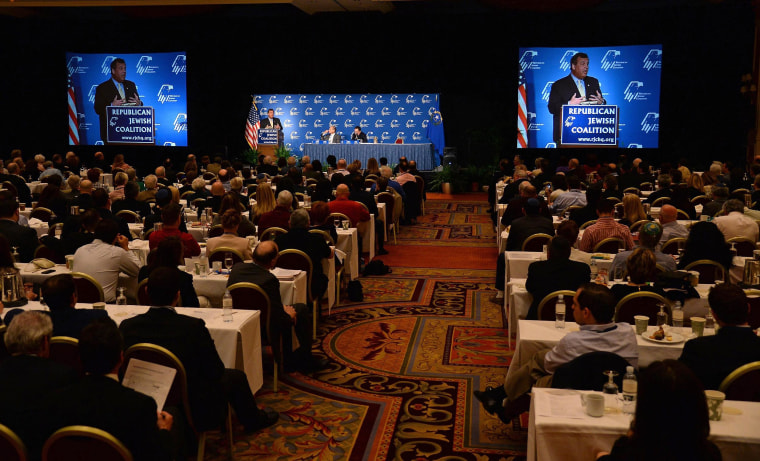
[1,301,264,394]
[303,142,435,171]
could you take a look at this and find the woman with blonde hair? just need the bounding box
[618,193,650,227]
[250,182,276,224]
[686,172,705,199]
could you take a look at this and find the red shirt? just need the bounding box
[328,196,370,226]
[257,205,291,235]
[149,228,201,257]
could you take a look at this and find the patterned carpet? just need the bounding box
[206,194,526,460]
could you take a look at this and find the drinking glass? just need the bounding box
[224,252,234,271]
[334,218,341,229]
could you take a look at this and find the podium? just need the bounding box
[106,106,155,145]
[559,104,619,148]
[258,128,283,158]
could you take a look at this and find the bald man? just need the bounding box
[328,184,370,227]
[657,204,689,250]
[198,181,225,216]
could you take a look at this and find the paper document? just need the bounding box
[122,358,177,410]
[534,390,588,419]
[271,267,302,280]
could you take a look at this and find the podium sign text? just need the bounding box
[560,105,619,147]
[259,128,283,146]
[106,106,155,144]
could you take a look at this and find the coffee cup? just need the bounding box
[691,317,706,337]
[93,302,106,310]
[634,315,649,335]
[705,390,725,421]
[580,393,605,417]
[65,255,74,271]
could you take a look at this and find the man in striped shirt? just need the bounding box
[578,199,634,252]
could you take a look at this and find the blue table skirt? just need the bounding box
[302,143,435,170]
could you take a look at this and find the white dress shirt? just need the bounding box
[72,239,140,302]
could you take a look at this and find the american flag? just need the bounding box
[244,99,260,149]
[67,73,80,145]
[517,68,528,149]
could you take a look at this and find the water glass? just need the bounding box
[224,252,234,270]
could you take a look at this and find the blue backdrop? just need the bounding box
[66,52,188,146]
[253,93,442,157]
[518,45,662,148]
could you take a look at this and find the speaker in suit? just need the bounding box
[260,117,282,130]
[94,78,141,143]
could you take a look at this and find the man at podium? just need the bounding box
[260,108,282,130]
[547,52,606,145]
[93,58,142,143]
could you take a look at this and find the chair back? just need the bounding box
[2,182,18,198]
[402,181,421,219]
[180,190,194,199]
[719,361,760,402]
[593,238,625,254]
[227,282,274,342]
[276,249,313,303]
[308,229,335,246]
[328,212,352,228]
[623,187,640,196]
[536,290,576,321]
[651,196,671,207]
[727,237,756,257]
[660,237,686,255]
[29,207,54,222]
[675,209,691,220]
[136,279,150,305]
[614,291,671,325]
[521,233,552,252]
[33,245,66,265]
[629,219,650,233]
[683,259,726,284]
[69,272,105,303]
[565,205,584,215]
[0,423,27,461]
[259,226,288,241]
[206,225,224,239]
[376,192,395,217]
[42,425,132,461]
[191,198,206,210]
[744,289,760,330]
[47,223,64,238]
[202,172,216,180]
[578,220,597,231]
[552,352,630,391]
[639,182,653,191]
[207,247,244,265]
[49,336,82,375]
[305,178,318,186]
[114,210,140,223]
[364,179,376,189]
[690,195,711,206]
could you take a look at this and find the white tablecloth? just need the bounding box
[337,228,359,280]
[2,301,263,394]
[528,388,760,461]
[190,270,307,308]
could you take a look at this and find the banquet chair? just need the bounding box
[70,272,105,303]
[727,237,757,257]
[328,212,353,228]
[308,229,335,246]
[536,290,576,322]
[614,291,671,325]
[683,260,726,284]
[136,279,150,305]
[690,195,711,206]
[605,196,620,204]
[743,289,760,329]
[309,229,344,309]
[363,179,376,189]
[305,178,318,187]
[593,238,625,254]
[49,336,82,375]
[578,220,597,231]
[375,192,397,244]
[639,182,653,191]
[47,223,63,237]
[33,244,66,265]
[0,423,27,461]
[565,205,584,216]
[414,175,426,215]
[402,181,421,222]
[629,219,651,233]
[0,325,9,364]
[259,226,288,242]
[651,196,671,208]
[660,237,687,255]
[2,181,18,198]
[29,206,54,222]
[42,425,131,461]
[521,233,552,252]
[206,225,224,239]
[207,247,245,266]
[676,209,691,220]
[552,352,630,391]
[202,172,216,181]
[123,343,233,461]
[180,190,195,200]
[114,210,141,223]
[719,361,760,402]
[275,249,318,339]
[191,198,206,210]
[294,192,306,203]
[227,282,283,391]
[623,187,640,196]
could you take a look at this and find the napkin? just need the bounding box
[534,390,588,419]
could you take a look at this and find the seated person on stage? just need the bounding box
[610,247,667,302]
[0,311,78,460]
[51,318,174,461]
[257,189,293,236]
[505,198,554,251]
[525,236,591,320]
[597,360,721,461]
[207,209,254,261]
[274,209,332,301]
[474,283,638,423]
[609,221,676,278]
[138,236,200,308]
[578,198,634,252]
[227,241,328,373]
[149,203,201,257]
[120,267,279,434]
[713,199,759,242]
[351,125,368,143]
[657,204,689,250]
[43,274,110,338]
[679,283,760,390]
[72,219,140,303]
[320,125,341,143]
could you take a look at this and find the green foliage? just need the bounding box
[274,145,292,160]
[428,165,465,193]
[241,148,259,166]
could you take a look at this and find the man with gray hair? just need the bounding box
[155,165,171,187]
[0,311,78,459]
[377,165,405,198]
[257,189,293,235]
[714,199,759,242]
[275,208,332,299]
[702,185,729,217]
[644,173,672,204]
[137,174,158,202]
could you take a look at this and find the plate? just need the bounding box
[641,331,685,344]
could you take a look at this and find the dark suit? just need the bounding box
[119,307,261,431]
[227,262,312,369]
[0,174,31,205]
[526,258,591,319]
[49,307,110,338]
[71,192,95,212]
[498,178,530,204]
[95,208,132,241]
[275,228,331,299]
[505,215,555,251]
[644,187,672,204]
[94,79,140,142]
[320,132,341,143]
[51,375,172,461]
[0,219,39,262]
[548,74,605,144]
[260,117,281,130]
[0,355,78,461]
[500,196,551,228]
[351,131,368,143]
[679,326,760,390]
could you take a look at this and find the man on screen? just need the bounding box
[547,52,606,145]
[94,58,142,143]
[260,108,282,130]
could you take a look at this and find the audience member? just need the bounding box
[713,199,759,242]
[701,186,729,217]
[617,193,649,227]
[578,199,634,252]
[556,220,592,264]
[138,236,200,307]
[42,274,110,337]
[92,188,132,241]
[258,189,293,235]
[111,181,151,217]
[149,203,200,257]
[505,198,555,251]
[610,247,667,302]
[676,221,733,271]
[657,204,689,249]
[609,222,676,278]
[207,209,253,261]
[328,184,370,228]
[275,209,332,300]
[549,175,586,215]
[0,194,39,262]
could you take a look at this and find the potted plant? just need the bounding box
[274,145,292,160]
[429,165,457,194]
[241,148,259,167]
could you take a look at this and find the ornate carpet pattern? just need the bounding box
[206,194,526,460]
[397,200,497,247]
